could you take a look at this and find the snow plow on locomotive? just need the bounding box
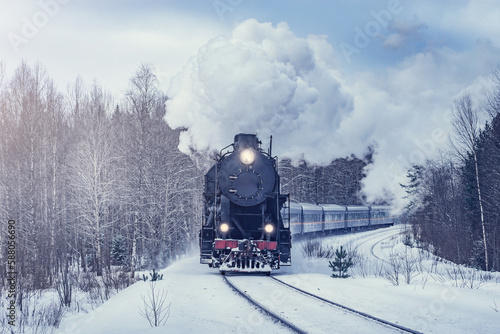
[199,134,292,274]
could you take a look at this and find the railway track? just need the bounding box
[338,225,401,264]
[223,275,306,334]
[223,273,422,334]
[369,233,397,263]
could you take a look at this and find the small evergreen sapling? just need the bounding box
[142,269,164,282]
[329,246,353,278]
[150,268,163,281]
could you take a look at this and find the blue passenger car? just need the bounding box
[300,203,324,234]
[320,204,346,231]
[369,206,393,227]
[286,202,304,235]
[345,205,370,228]
[283,202,394,236]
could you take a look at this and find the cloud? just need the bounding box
[345,40,499,209]
[383,16,427,50]
[439,0,500,46]
[165,19,353,164]
[0,1,225,97]
[165,19,500,211]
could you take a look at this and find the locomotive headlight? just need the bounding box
[240,149,256,165]
[220,223,229,233]
[264,224,274,234]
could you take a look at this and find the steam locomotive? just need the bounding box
[199,134,395,274]
[199,133,290,274]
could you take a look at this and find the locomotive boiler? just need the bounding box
[199,134,291,274]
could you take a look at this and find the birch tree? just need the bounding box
[125,64,162,276]
[69,83,116,276]
[451,94,488,270]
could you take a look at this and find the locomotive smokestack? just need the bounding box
[269,135,273,156]
[234,133,259,151]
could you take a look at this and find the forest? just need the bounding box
[0,61,368,303]
[3,59,498,331]
[402,66,500,272]
[0,62,202,292]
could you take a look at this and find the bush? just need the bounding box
[301,239,336,258]
[138,281,171,327]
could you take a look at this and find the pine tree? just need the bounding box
[400,165,424,213]
[111,235,128,266]
[329,246,353,278]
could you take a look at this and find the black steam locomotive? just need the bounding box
[199,134,291,274]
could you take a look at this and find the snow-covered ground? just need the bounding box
[56,225,500,333]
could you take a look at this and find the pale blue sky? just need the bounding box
[2,0,498,94]
[2,0,500,206]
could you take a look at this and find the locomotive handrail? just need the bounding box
[218,143,234,160]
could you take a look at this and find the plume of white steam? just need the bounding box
[165,19,356,164]
[165,19,499,210]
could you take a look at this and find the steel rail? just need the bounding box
[269,276,423,334]
[222,275,307,334]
